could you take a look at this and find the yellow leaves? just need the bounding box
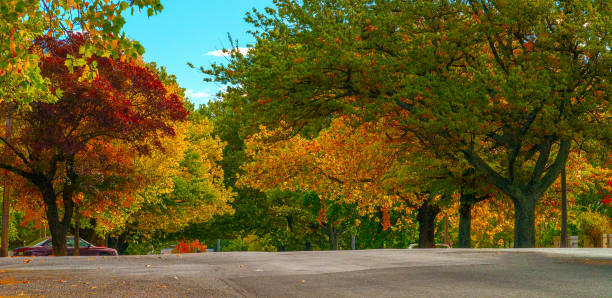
[0,277,28,285]
[119,117,233,235]
[241,116,402,216]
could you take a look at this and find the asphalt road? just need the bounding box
[0,248,611,297]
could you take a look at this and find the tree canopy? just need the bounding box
[205,0,611,248]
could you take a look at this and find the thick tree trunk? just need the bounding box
[458,200,472,248]
[416,201,440,248]
[47,213,67,256]
[41,181,73,256]
[513,198,536,248]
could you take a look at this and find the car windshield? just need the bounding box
[28,238,49,247]
[66,237,91,247]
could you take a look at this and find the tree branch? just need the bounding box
[534,139,571,198]
[462,147,521,201]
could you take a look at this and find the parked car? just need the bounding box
[13,237,119,256]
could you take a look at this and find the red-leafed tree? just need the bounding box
[0,34,187,255]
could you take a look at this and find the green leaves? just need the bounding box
[205,0,610,248]
[0,0,163,106]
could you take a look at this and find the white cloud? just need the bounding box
[185,89,212,99]
[205,47,251,57]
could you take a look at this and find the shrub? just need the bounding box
[577,211,612,247]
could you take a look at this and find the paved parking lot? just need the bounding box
[1,248,611,297]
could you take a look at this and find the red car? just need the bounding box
[13,237,119,256]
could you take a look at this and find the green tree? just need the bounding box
[204,0,610,247]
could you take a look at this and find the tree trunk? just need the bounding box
[416,201,440,248]
[74,207,80,256]
[560,167,567,248]
[327,224,339,250]
[458,200,472,248]
[41,182,72,256]
[1,109,12,258]
[513,197,536,248]
[1,172,10,257]
[444,216,449,246]
[47,213,67,256]
[286,215,294,232]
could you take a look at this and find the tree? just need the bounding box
[189,101,276,248]
[0,34,187,255]
[239,116,463,248]
[117,117,234,240]
[239,117,399,249]
[0,0,163,105]
[205,0,610,247]
[456,168,494,248]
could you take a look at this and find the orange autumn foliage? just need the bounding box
[239,116,405,217]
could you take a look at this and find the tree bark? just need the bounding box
[74,206,80,256]
[560,167,567,248]
[47,212,67,256]
[416,201,440,248]
[1,109,12,258]
[1,172,10,257]
[326,224,339,250]
[513,197,536,248]
[458,199,472,248]
[40,179,73,256]
[458,189,489,248]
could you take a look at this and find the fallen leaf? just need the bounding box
[173,276,178,280]
[23,259,31,264]
[88,257,94,260]
[58,279,66,283]
[0,277,21,285]
[145,264,151,268]
[301,280,306,283]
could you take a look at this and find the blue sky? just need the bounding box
[122,1,274,108]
